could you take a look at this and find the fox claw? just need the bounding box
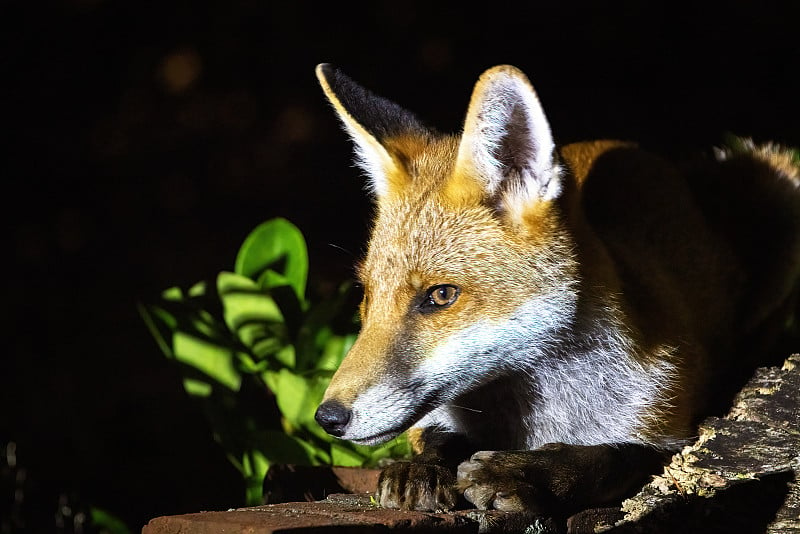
[457,450,547,513]
[376,461,458,512]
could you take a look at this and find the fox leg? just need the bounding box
[456,443,669,516]
[376,430,474,512]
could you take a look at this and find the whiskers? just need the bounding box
[450,404,483,414]
[327,242,355,257]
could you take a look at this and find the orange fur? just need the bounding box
[314,62,800,458]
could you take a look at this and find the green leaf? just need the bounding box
[172,331,241,392]
[269,369,328,429]
[316,333,357,372]
[139,216,412,503]
[217,272,284,327]
[187,280,207,297]
[234,218,308,301]
[182,377,213,397]
[363,435,413,465]
[293,281,359,371]
[90,507,131,534]
[137,303,174,358]
[236,352,269,374]
[288,434,332,465]
[273,345,295,368]
[161,286,184,301]
[327,435,411,468]
[330,441,367,467]
[256,269,291,291]
[262,369,280,393]
[217,271,292,364]
[190,311,222,340]
[242,449,271,506]
[248,430,330,467]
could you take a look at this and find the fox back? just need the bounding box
[314,64,800,462]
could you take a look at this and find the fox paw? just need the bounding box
[456,449,560,513]
[376,461,458,512]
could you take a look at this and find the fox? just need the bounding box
[313,63,800,521]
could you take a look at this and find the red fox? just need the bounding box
[313,63,800,520]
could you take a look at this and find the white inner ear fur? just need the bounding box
[456,68,562,209]
[335,112,396,198]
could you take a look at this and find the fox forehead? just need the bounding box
[363,201,508,284]
[381,133,459,186]
[358,196,568,327]
[355,134,471,277]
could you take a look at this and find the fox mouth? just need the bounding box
[344,409,422,445]
[347,425,407,446]
[344,385,444,445]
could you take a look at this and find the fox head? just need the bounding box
[314,64,579,445]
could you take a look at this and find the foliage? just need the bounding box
[139,218,409,505]
[90,508,132,534]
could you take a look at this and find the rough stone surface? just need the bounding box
[142,356,800,534]
[141,493,551,534]
[603,355,800,533]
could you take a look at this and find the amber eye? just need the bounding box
[421,284,460,312]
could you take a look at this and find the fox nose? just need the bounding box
[314,400,351,437]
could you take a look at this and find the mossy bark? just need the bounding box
[598,355,800,533]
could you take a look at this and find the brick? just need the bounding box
[141,493,546,533]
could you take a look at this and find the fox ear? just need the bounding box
[454,65,561,212]
[316,64,428,197]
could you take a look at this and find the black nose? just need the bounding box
[314,400,351,437]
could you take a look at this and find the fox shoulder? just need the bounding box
[559,140,638,185]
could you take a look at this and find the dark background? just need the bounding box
[3,1,800,531]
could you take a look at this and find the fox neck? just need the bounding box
[417,296,682,451]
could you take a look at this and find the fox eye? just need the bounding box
[421,284,460,312]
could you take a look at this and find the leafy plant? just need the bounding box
[139,218,409,505]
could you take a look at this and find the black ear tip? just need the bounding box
[316,63,334,84]
[316,63,334,76]
[315,63,427,142]
[316,63,351,92]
